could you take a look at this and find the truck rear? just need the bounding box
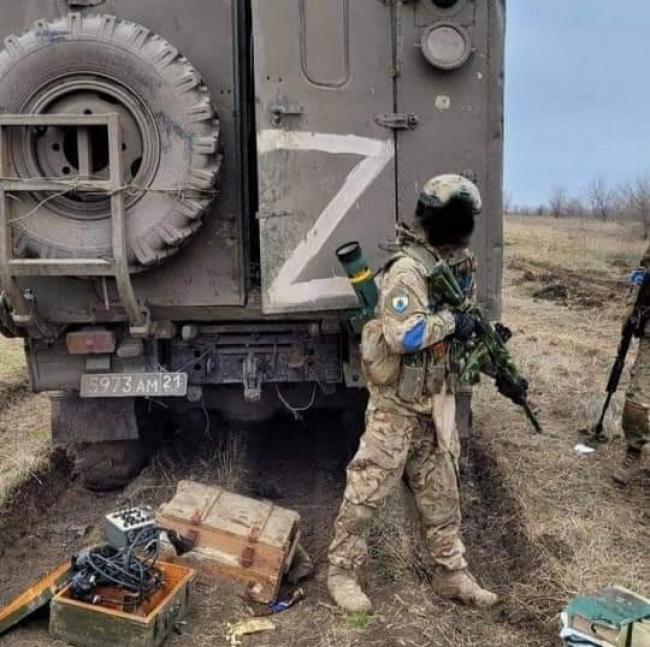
[0,0,505,487]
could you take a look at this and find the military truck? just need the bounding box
[0,0,505,488]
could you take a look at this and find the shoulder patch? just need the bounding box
[391,293,410,314]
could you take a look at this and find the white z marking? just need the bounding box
[257,130,394,311]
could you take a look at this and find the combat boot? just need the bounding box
[435,568,498,608]
[612,447,643,486]
[326,566,373,614]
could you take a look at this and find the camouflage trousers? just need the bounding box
[328,398,467,573]
[623,336,650,450]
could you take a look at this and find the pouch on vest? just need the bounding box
[360,319,401,386]
[398,353,426,402]
[426,362,446,396]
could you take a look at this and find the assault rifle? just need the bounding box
[336,241,541,433]
[590,268,650,443]
[428,260,543,434]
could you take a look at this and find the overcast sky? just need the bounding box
[505,0,649,207]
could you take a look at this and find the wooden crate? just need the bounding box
[50,561,195,647]
[156,481,301,603]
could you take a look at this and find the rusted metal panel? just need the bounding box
[252,0,397,314]
[66,329,116,354]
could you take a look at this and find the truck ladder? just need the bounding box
[0,113,147,337]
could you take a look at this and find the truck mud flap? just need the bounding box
[50,394,138,444]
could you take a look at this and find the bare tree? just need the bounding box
[549,185,568,219]
[622,175,650,238]
[586,177,613,221]
[565,197,587,219]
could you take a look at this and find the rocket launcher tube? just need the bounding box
[336,242,379,328]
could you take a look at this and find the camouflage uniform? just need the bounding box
[328,240,475,574]
[613,244,650,485]
[327,176,497,612]
[328,175,482,583]
[622,243,650,452]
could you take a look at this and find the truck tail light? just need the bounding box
[66,330,116,355]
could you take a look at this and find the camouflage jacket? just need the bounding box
[367,228,476,416]
[625,242,650,336]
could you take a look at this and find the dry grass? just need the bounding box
[368,484,434,585]
[505,215,645,275]
[471,215,650,640]
[0,216,648,647]
[0,336,50,507]
[0,337,28,403]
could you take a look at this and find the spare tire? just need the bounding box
[0,13,221,268]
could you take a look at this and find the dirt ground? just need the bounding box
[0,215,648,647]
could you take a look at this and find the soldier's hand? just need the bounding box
[454,313,476,343]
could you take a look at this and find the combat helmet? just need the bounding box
[418,174,482,213]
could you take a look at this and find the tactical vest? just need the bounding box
[387,241,474,309]
[374,240,473,403]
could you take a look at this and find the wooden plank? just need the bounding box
[170,551,279,603]
[157,514,288,571]
[0,562,71,636]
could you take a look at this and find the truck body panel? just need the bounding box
[0,0,506,427]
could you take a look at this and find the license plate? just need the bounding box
[80,373,188,398]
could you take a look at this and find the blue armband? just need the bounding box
[402,320,426,352]
[629,269,649,287]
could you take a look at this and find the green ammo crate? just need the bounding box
[49,561,195,647]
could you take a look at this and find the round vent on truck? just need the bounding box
[420,21,473,71]
[0,13,222,269]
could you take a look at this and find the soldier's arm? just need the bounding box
[381,260,456,355]
[623,245,650,324]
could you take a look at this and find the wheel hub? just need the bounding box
[14,76,158,220]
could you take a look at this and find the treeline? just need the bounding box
[506,176,650,237]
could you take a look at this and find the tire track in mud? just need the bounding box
[462,430,561,644]
[508,257,624,310]
[0,410,559,646]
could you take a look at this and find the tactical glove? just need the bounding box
[454,313,476,343]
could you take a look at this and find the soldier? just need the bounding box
[327,174,498,614]
[612,246,650,485]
